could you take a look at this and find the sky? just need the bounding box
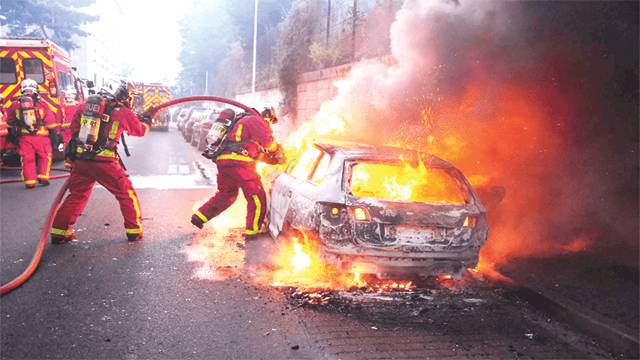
[83,0,191,85]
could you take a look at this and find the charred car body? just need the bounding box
[268,141,488,278]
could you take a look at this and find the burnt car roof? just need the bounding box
[314,140,455,169]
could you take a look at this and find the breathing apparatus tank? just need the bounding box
[78,94,108,146]
[202,108,237,160]
[18,95,38,131]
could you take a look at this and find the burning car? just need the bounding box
[267,141,488,278]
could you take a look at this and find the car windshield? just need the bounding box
[349,160,468,205]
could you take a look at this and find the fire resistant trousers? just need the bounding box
[51,160,143,238]
[18,135,52,186]
[195,165,267,235]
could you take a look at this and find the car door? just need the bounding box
[268,146,326,238]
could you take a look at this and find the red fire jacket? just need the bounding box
[5,98,56,136]
[216,114,279,167]
[70,104,150,162]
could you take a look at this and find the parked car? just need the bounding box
[191,110,219,150]
[183,109,213,141]
[177,106,199,132]
[267,140,488,279]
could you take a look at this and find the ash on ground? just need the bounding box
[282,274,508,326]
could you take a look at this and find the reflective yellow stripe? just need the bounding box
[195,210,208,223]
[51,228,72,236]
[250,194,261,234]
[46,123,58,129]
[126,228,143,234]
[109,121,119,140]
[266,141,278,152]
[235,124,243,142]
[96,149,117,157]
[75,148,117,158]
[43,152,52,178]
[24,179,37,185]
[216,153,254,162]
[21,128,49,135]
[128,189,142,229]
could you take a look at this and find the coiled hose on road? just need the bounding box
[0,95,256,296]
[0,178,69,295]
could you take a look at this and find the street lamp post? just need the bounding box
[251,0,259,103]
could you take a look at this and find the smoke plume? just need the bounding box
[313,0,639,267]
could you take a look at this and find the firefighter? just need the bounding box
[50,81,152,244]
[5,79,58,188]
[61,89,82,144]
[191,107,285,239]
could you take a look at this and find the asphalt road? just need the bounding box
[0,128,615,359]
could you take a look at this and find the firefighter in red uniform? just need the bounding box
[5,79,58,188]
[61,89,82,145]
[191,107,285,239]
[50,81,152,244]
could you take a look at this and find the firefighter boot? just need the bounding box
[191,214,205,229]
[38,179,50,186]
[127,233,143,242]
[51,233,75,245]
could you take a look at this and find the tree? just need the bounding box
[1,0,98,51]
[276,0,321,116]
[175,0,293,97]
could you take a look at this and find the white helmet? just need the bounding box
[97,80,118,98]
[21,78,38,95]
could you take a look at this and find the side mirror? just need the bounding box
[86,80,95,89]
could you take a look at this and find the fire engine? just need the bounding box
[0,37,88,160]
[131,82,172,131]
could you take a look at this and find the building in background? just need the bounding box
[69,34,119,88]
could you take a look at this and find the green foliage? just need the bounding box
[309,41,341,69]
[0,0,98,51]
[276,0,320,115]
[175,0,292,97]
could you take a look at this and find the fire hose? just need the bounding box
[0,166,70,184]
[0,96,255,296]
[144,95,258,119]
[0,178,69,295]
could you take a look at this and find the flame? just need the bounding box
[350,156,466,204]
[263,230,415,292]
[291,237,312,271]
[184,197,248,280]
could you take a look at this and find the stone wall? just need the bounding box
[234,57,393,136]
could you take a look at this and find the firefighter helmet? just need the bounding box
[97,80,119,98]
[261,106,278,124]
[219,108,236,120]
[20,78,38,95]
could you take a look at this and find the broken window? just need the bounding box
[310,152,331,185]
[288,145,322,181]
[349,161,468,204]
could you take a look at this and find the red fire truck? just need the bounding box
[0,37,88,160]
[131,82,172,131]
